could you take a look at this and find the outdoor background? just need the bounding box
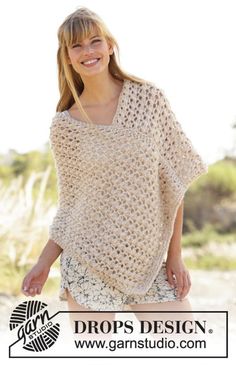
[0,0,236,360]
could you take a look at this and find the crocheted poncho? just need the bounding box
[48,79,208,295]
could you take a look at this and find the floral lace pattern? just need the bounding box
[59,252,179,311]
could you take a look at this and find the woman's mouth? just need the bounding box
[81,58,101,67]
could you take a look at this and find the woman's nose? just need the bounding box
[81,44,94,53]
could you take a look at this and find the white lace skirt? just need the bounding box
[59,251,179,311]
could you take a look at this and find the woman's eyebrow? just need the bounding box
[90,35,100,39]
[72,35,101,45]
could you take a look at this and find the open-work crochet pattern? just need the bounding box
[48,79,208,295]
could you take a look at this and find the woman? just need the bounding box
[21,6,208,339]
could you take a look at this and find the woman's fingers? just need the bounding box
[166,259,192,301]
[25,285,41,297]
[22,276,42,297]
[21,262,50,297]
[167,268,185,298]
[22,276,32,295]
[175,273,183,299]
[184,272,192,298]
[176,271,191,300]
[166,268,176,287]
[36,285,42,295]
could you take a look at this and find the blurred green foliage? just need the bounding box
[0,143,58,202]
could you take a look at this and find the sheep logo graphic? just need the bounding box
[9,300,60,352]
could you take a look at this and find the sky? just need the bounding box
[0,0,236,165]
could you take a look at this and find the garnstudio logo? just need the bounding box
[9,300,60,352]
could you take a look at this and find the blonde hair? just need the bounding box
[56,6,147,134]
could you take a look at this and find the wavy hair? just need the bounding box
[56,6,147,131]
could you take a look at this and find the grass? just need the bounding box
[0,170,60,296]
[184,255,236,270]
[182,223,236,247]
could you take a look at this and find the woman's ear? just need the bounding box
[67,56,72,65]
[106,40,114,56]
[66,49,72,64]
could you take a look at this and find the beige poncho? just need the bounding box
[48,79,208,295]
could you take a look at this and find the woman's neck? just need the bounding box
[80,73,123,106]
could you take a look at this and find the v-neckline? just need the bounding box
[64,79,128,128]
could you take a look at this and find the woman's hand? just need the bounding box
[21,260,50,297]
[165,255,191,301]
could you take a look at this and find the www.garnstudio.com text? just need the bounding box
[74,337,206,351]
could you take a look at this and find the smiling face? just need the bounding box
[67,32,113,78]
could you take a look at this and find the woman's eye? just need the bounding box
[71,39,101,49]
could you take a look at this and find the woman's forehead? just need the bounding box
[64,21,104,45]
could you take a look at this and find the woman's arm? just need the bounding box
[166,199,191,300]
[167,200,184,257]
[37,239,63,266]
